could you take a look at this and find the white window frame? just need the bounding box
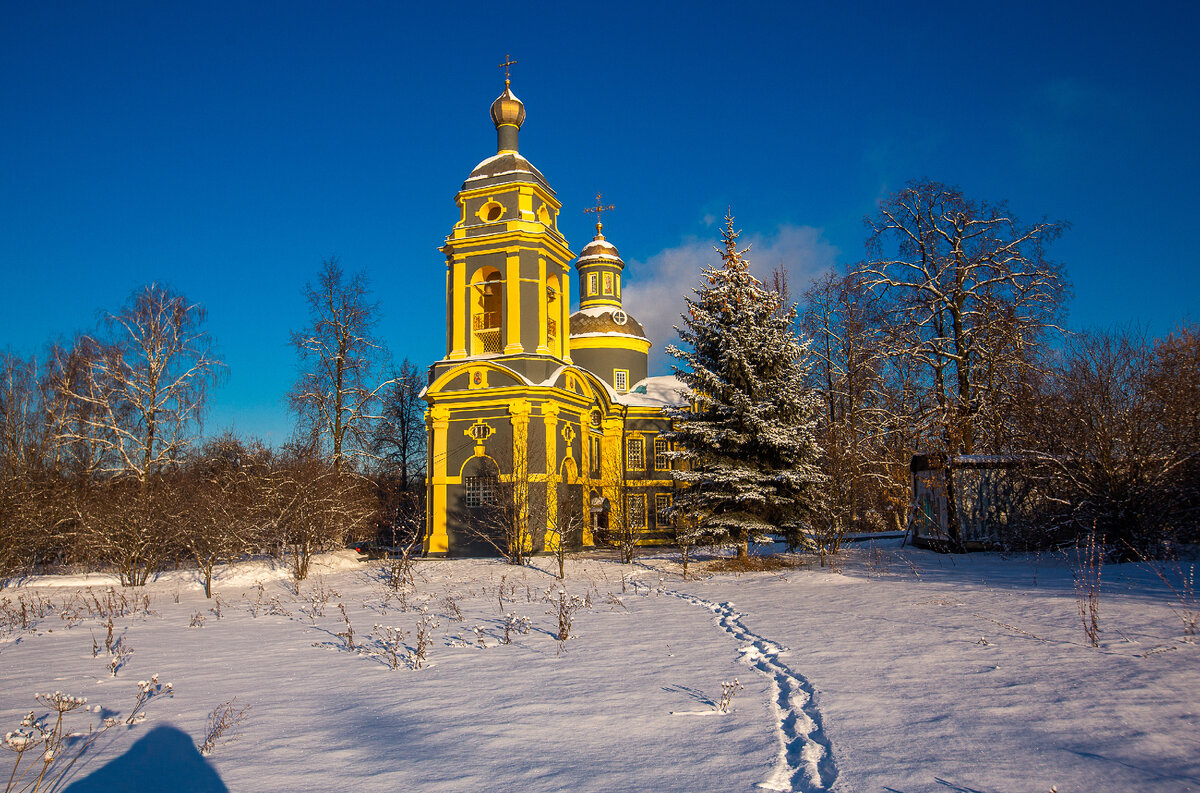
[613,369,628,392]
[626,437,644,470]
[655,493,672,527]
[465,475,497,507]
[653,438,669,470]
[626,494,647,529]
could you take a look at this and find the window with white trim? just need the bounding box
[626,437,644,470]
[626,494,647,528]
[465,475,497,507]
[588,273,598,295]
[655,493,672,527]
[613,369,628,392]
[654,438,669,470]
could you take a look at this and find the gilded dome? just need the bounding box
[578,234,621,263]
[490,85,526,128]
[569,308,647,339]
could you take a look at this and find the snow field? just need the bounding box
[1,546,1197,792]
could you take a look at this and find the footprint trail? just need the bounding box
[666,589,838,792]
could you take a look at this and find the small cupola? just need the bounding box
[490,82,525,153]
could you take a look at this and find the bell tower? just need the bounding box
[434,69,575,384]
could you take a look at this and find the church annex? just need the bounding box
[421,75,686,557]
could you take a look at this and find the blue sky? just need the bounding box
[3,1,1197,444]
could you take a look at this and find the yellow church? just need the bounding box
[420,75,686,557]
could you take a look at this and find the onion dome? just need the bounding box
[569,308,647,338]
[577,230,622,265]
[462,81,549,191]
[490,84,526,129]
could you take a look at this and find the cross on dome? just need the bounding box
[498,53,518,86]
[583,193,615,236]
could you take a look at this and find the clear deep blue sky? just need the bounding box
[3,1,1197,445]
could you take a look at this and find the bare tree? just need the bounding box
[1030,327,1196,557]
[290,258,392,474]
[600,449,639,564]
[373,358,426,488]
[54,284,223,487]
[0,351,51,478]
[463,445,539,566]
[41,285,223,584]
[543,494,584,580]
[857,181,1068,550]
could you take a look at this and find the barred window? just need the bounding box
[655,494,672,527]
[465,475,497,507]
[654,438,669,470]
[588,273,598,295]
[627,494,646,528]
[626,437,644,470]
[614,369,628,392]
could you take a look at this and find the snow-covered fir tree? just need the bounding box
[665,214,826,558]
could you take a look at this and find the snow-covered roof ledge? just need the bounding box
[614,375,690,407]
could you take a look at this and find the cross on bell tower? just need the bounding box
[498,53,518,86]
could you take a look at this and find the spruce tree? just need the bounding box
[665,214,826,558]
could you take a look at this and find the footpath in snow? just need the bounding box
[1,545,1197,792]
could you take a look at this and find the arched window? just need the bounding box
[546,274,560,348]
[463,457,499,507]
[472,269,502,354]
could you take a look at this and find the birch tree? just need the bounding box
[53,284,223,486]
[290,258,391,474]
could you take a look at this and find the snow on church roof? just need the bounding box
[614,375,690,408]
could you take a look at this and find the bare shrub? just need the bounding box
[502,613,530,645]
[125,675,172,725]
[385,543,416,592]
[717,679,744,713]
[865,545,889,578]
[371,625,406,669]
[441,595,464,622]
[3,691,105,793]
[198,698,250,756]
[108,637,133,677]
[1073,533,1103,647]
[1144,559,1197,642]
[188,612,205,628]
[336,603,355,651]
[409,615,436,669]
[555,590,583,642]
[708,554,802,574]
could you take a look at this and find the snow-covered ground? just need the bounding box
[1,544,1197,792]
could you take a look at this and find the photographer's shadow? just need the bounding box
[65,724,227,793]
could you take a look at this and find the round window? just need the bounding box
[590,410,602,428]
[612,310,627,325]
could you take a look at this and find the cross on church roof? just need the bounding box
[499,53,518,86]
[583,192,615,235]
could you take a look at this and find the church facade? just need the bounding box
[420,78,686,557]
